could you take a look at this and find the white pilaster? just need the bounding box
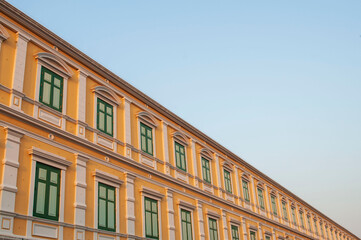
[215,154,222,197]
[222,210,229,240]
[74,154,88,240]
[0,127,23,211]
[191,139,198,187]
[264,186,271,218]
[124,98,132,159]
[197,201,205,240]
[162,121,170,175]
[166,189,175,239]
[77,71,87,138]
[11,32,29,111]
[125,173,136,239]
[241,217,248,240]
[250,176,257,212]
[258,224,263,240]
[0,127,23,236]
[234,166,241,205]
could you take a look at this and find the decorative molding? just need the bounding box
[35,52,73,77]
[137,111,158,127]
[92,170,123,186]
[92,85,120,105]
[29,147,71,170]
[178,200,196,210]
[140,187,165,200]
[172,131,189,146]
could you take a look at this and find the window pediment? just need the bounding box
[172,131,188,146]
[35,52,73,77]
[93,85,120,105]
[200,148,213,160]
[137,111,158,127]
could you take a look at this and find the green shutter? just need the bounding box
[39,67,63,112]
[140,123,154,156]
[291,208,297,225]
[98,183,116,231]
[181,209,193,240]
[300,212,304,228]
[224,169,232,193]
[175,142,187,172]
[97,98,114,136]
[208,218,218,240]
[257,188,264,209]
[282,202,288,220]
[231,225,239,240]
[307,216,312,231]
[242,180,250,202]
[271,196,277,215]
[202,158,211,183]
[145,197,159,239]
[33,162,60,221]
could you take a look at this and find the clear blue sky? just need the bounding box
[7,0,361,237]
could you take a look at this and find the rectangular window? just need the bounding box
[140,123,153,156]
[39,66,63,111]
[145,197,159,239]
[231,225,239,240]
[265,236,271,240]
[250,231,257,240]
[175,142,186,171]
[98,183,116,231]
[97,98,113,136]
[299,212,305,228]
[271,196,277,215]
[242,180,250,202]
[291,208,297,225]
[320,223,324,237]
[314,220,319,235]
[307,215,312,231]
[208,218,218,240]
[282,202,288,220]
[202,157,211,183]
[33,162,60,221]
[257,188,265,209]
[224,169,232,193]
[181,209,193,240]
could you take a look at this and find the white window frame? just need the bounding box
[92,170,123,235]
[178,200,196,240]
[206,211,220,240]
[34,53,73,130]
[140,187,164,239]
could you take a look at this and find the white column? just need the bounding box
[77,71,87,138]
[125,173,136,239]
[250,176,257,212]
[264,186,272,218]
[74,154,88,240]
[241,217,248,240]
[221,210,229,240]
[215,154,222,197]
[277,193,283,223]
[162,121,170,175]
[258,224,263,240]
[197,201,205,240]
[11,32,29,111]
[272,228,277,240]
[166,189,175,239]
[191,139,198,187]
[124,98,132,159]
[234,166,241,205]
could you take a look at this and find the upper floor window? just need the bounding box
[141,122,154,156]
[145,197,159,239]
[282,201,288,220]
[257,188,265,210]
[223,169,232,193]
[98,183,116,231]
[33,162,60,221]
[291,207,297,225]
[299,212,305,228]
[39,66,63,112]
[97,98,114,136]
[314,219,319,235]
[307,215,312,231]
[175,141,186,172]
[202,157,211,183]
[242,180,250,202]
[181,209,193,240]
[208,218,218,240]
[271,195,278,215]
[231,225,239,240]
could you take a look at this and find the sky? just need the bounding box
[6,0,361,237]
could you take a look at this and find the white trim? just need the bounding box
[140,187,165,200]
[179,205,195,240]
[137,111,158,127]
[29,147,72,170]
[172,131,189,146]
[92,85,120,106]
[141,192,163,240]
[207,216,220,240]
[35,52,73,77]
[138,119,157,168]
[173,139,188,175]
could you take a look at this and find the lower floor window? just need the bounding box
[98,183,116,231]
[208,218,218,240]
[145,197,159,239]
[181,209,193,240]
[250,231,257,240]
[231,225,239,240]
[33,162,60,220]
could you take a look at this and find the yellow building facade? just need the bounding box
[0,1,358,240]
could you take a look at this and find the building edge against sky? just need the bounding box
[0,1,359,240]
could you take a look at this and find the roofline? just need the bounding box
[0,1,358,239]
